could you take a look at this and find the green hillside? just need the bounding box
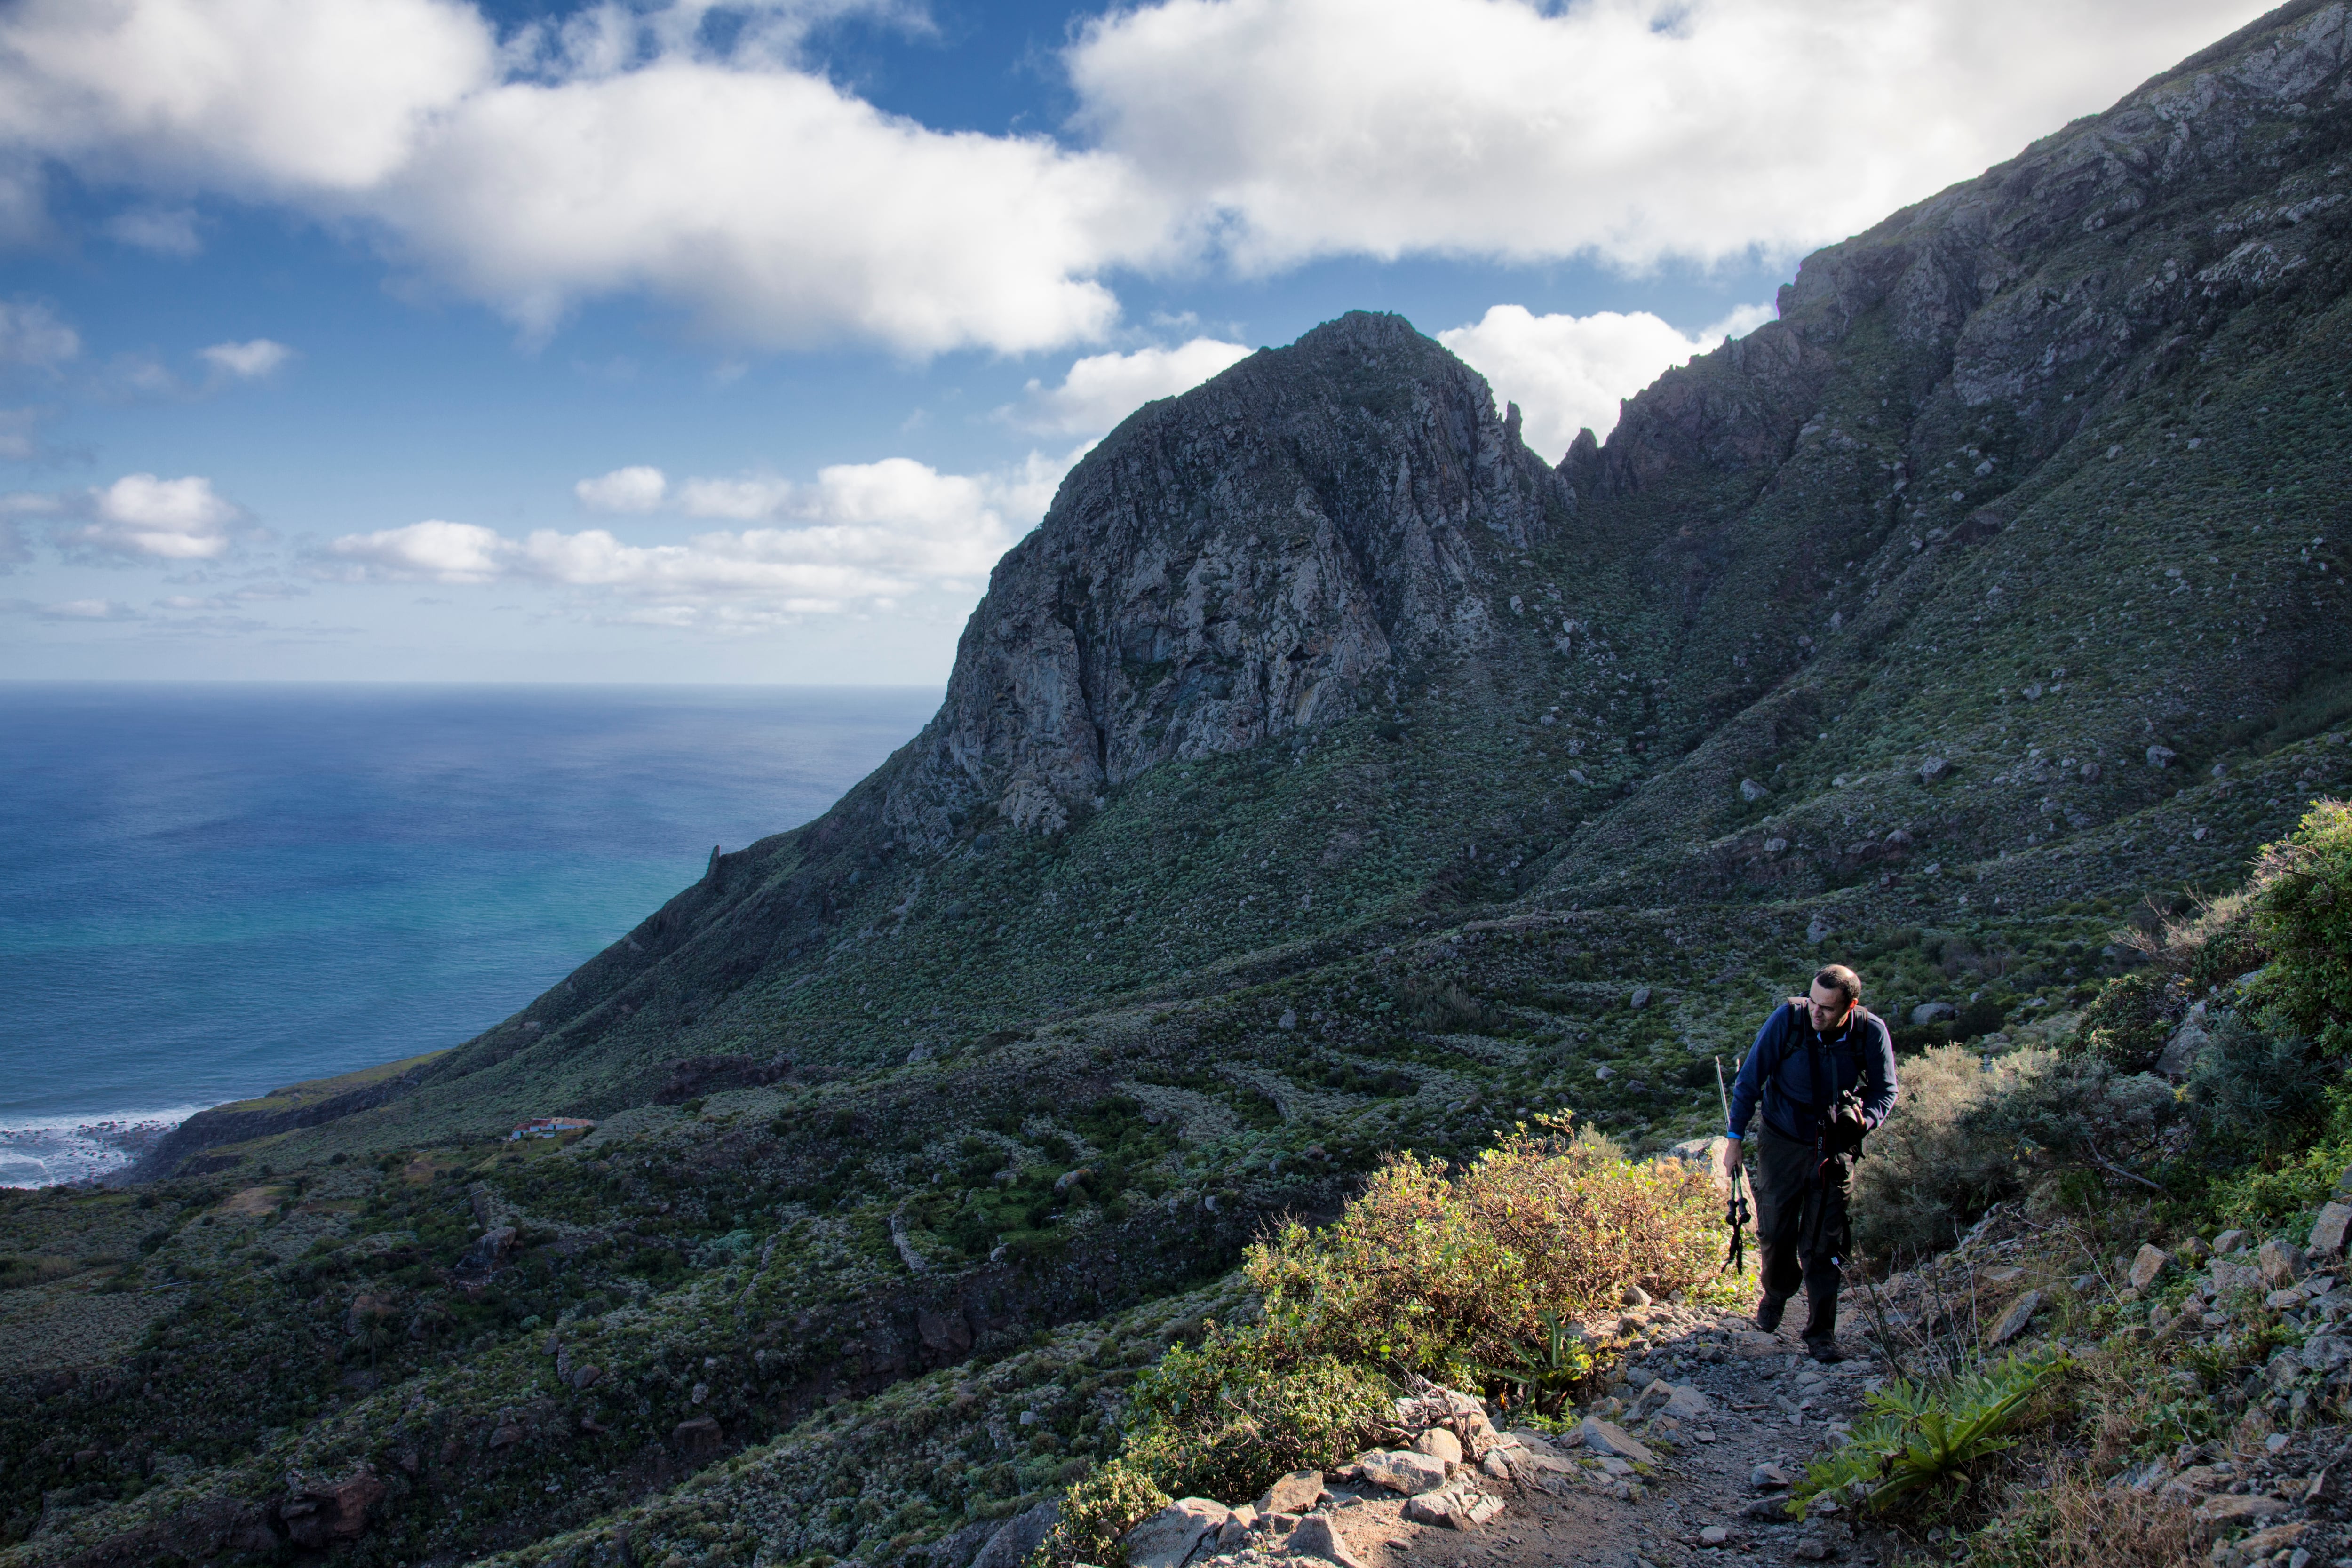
[7,4,2352,1564]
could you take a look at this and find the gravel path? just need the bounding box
[1323,1307,1896,1568]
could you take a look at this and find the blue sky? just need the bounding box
[0,0,2271,684]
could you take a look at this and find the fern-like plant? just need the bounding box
[1790,1350,2064,1522]
[1469,1309,1594,1417]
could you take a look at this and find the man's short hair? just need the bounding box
[1813,964,1862,1005]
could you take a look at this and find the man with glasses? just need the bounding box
[1716,963,1899,1362]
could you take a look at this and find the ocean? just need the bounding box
[0,683,938,1187]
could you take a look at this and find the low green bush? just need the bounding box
[1247,1124,1718,1381]
[1029,1461,1169,1568]
[2250,798,2352,1055]
[1122,1323,1392,1501]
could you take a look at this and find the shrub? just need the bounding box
[1121,1323,1392,1501]
[2249,798,2352,1055]
[1029,1460,1168,1568]
[1853,1049,2184,1258]
[1246,1125,1719,1380]
[1852,1047,2043,1258]
[2184,1011,2323,1158]
[2070,970,2173,1070]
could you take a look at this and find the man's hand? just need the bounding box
[1717,1138,1743,1185]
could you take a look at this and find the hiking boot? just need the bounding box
[1805,1337,1847,1365]
[1754,1295,1787,1333]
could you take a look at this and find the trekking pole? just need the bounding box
[1714,1057,1752,1276]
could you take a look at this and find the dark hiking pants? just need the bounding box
[1753,1123,1851,1342]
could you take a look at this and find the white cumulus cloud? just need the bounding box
[1440,302,1776,457]
[1008,337,1254,435]
[575,464,669,512]
[0,0,1172,355]
[333,449,1074,623]
[199,338,293,378]
[1068,0,2275,272]
[0,0,2278,357]
[68,473,241,559]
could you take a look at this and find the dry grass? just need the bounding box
[2026,1474,2199,1568]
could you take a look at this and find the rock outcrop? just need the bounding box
[882,311,1572,842]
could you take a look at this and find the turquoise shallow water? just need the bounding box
[0,683,936,1185]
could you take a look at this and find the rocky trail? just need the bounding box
[1127,1300,1894,1568]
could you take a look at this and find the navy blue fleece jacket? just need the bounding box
[1725,1001,1900,1146]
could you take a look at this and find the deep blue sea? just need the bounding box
[0,684,938,1187]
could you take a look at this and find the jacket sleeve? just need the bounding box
[1726,1006,1788,1139]
[1859,1013,1900,1129]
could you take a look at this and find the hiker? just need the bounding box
[1716,963,1899,1362]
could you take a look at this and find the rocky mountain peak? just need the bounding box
[881,310,1573,844]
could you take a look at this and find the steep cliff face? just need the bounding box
[1535,0,2352,902]
[881,312,1572,842]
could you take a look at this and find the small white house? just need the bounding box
[507,1117,595,1142]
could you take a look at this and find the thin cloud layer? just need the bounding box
[0,0,2275,357]
[331,450,1072,623]
[1440,302,1776,458]
[0,300,79,370]
[1008,337,1253,435]
[199,339,293,379]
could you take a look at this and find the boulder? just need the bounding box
[2147,745,2177,769]
[1909,1002,1956,1026]
[1752,1463,1793,1490]
[1579,1416,1655,1465]
[1358,1449,1448,1495]
[2312,1203,2352,1258]
[671,1417,722,1456]
[1287,1514,1364,1568]
[1629,986,1652,1008]
[1740,779,1770,802]
[2214,1229,2249,1255]
[1403,1483,1504,1529]
[2260,1239,2307,1288]
[2212,1260,2265,1294]
[2154,1011,2212,1078]
[972,1500,1059,1568]
[464,1226,518,1272]
[1412,1427,1463,1465]
[1125,1500,1232,1568]
[275,1468,386,1550]
[1918,756,1950,784]
[2191,1495,2290,1541]
[2302,1336,2352,1372]
[1659,1384,1716,1421]
[1988,1289,2042,1345]
[2128,1244,2169,1291]
[1254,1471,1323,1516]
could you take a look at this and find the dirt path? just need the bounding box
[1325,1307,1892,1568]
